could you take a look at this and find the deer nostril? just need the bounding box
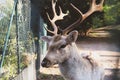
[41,61,47,67]
[41,58,51,67]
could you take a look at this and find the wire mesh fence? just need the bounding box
[0,0,36,79]
[17,0,35,54]
[0,0,17,79]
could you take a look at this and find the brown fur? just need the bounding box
[53,35,61,42]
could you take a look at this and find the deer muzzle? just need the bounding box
[41,58,51,68]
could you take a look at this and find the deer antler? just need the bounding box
[46,0,68,35]
[62,0,104,35]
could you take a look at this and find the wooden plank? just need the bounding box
[100,56,120,68]
[101,61,120,69]
[79,50,120,56]
[100,56,120,61]
[99,51,120,56]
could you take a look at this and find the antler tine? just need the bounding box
[59,6,68,20]
[46,0,58,35]
[62,0,104,35]
[46,0,68,35]
[96,0,104,11]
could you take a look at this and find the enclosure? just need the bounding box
[0,0,120,80]
[0,0,46,80]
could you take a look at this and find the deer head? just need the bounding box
[41,0,104,67]
[41,30,78,67]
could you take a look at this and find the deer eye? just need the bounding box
[59,44,67,49]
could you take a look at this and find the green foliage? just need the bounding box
[0,38,17,80]
[0,0,18,80]
[103,0,120,25]
[1,52,17,80]
[0,0,14,27]
[92,0,120,28]
[92,15,103,28]
[1,0,34,79]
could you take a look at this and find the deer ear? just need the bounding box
[41,36,52,43]
[66,30,78,43]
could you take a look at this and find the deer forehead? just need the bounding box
[51,35,66,42]
[53,35,62,42]
[49,35,67,48]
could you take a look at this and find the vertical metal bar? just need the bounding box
[15,0,20,74]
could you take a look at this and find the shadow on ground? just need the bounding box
[39,70,120,80]
[105,69,120,80]
[38,73,64,80]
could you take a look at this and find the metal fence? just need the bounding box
[0,0,37,79]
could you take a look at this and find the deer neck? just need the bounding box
[68,42,82,59]
[59,42,84,80]
[59,42,83,67]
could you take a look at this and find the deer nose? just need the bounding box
[41,58,51,68]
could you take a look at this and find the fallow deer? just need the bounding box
[41,0,105,80]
